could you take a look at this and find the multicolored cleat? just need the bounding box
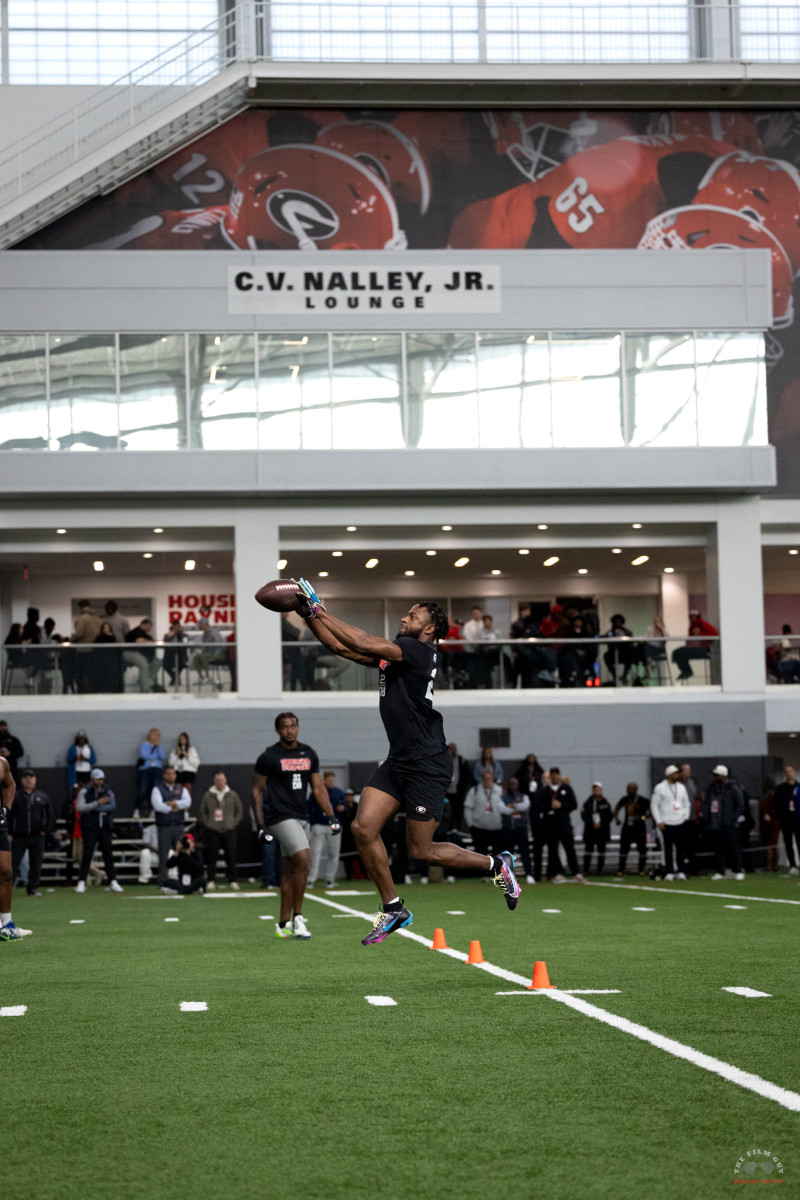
[491,852,522,910]
[0,921,32,941]
[361,902,413,945]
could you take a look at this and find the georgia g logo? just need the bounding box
[267,189,340,242]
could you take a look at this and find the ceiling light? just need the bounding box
[537,524,548,530]
[214,336,221,346]
[318,571,329,578]
[277,558,287,570]
[366,558,378,569]
[518,549,530,556]
[491,569,501,576]
[631,555,649,566]
[184,559,196,571]
[404,570,415,577]
[790,549,799,556]
[632,523,642,529]
[93,560,104,572]
[454,557,469,568]
[153,527,164,534]
[426,550,437,556]
[346,526,357,532]
[543,556,559,567]
[663,567,675,574]
[143,553,153,559]
[56,528,67,534]
[611,548,622,555]
[332,551,343,557]
[578,568,588,575]
[789,733,798,739]
[442,525,453,531]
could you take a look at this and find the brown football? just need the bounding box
[255,579,301,613]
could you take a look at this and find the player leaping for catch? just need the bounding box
[275,579,521,945]
[0,757,32,941]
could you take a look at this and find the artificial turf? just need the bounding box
[2,874,798,1200]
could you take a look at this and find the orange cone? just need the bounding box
[527,960,556,989]
[432,928,447,950]
[465,940,484,964]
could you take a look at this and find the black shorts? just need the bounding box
[365,752,451,823]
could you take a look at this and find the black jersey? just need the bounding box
[377,637,446,763]
[254,740,320,825]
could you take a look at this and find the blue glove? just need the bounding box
[296,577,326,618]
[328,816,342,835]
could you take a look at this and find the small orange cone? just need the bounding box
[432,927,447,950]
[527,960,556,989]
[465,939,484,964]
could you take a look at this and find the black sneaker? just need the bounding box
[361,902,413,946]
[491,852,522,910]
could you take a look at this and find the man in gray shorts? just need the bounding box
[251,712,340,940]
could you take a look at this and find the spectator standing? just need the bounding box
[545,767,586,883]
[73,600,102,693]
[445,742,472,831]
[581,783,613,875]
[702,765,746,880]
[161,834,207,895]
[151,765,191,886]
[498,777,535,884]
[510,604,549,687]
[308,770,344,888]
[472,747,503,785]
[651,765,691,880]
[463,769,504,859]
[516,753,543,798]
[75,768,124,893]
[338,790,360,881]
[776,625,800,683]
[773,766,799,875]
[94,621,122,693]
[21,606,42,687]
[67,730,96,792]
[198,771,242,890]
[168,732,200,796]
[162,621,187,688]
[9,769,54,896]
[672,609,718,681]
[462,605,486,689]
[759,783,780,872]
[124,618,159,693]
[680,762,700,874]
[0,719,24,777]
[103,600,130,643]
[136,728,165,818]
[613,783,650,876]
[529,769,551,881]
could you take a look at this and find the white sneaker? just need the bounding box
[552,874,566,884]
[446,875,455,884]
[108,880,124,893]
[75,880,86,894]
[525,874,536,885]
[734,872,745,881]
[789,866,798,877]
[574,873,588,885]
[404,875,413,885]
[711,873,725,881]
[292,914,311,939]
[206,880,216,891]
[664,874,675,881]
[229,881,240,891]
[420,877,429,885]
[137,878,150,885]
[676,873,687,881]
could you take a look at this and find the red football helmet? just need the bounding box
[221,145,407,251]
[638,204,794,327]
[315,120,431,215]
[483,111,601,182]
[692,151,800,275]
[648,112,763,154]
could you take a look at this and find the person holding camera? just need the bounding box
[160,833,207,895]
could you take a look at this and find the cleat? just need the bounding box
[275,922,296,939]
[0,921,32,940]
[491,852,521,910]
[361,902,413,945]
[292,914,311,939]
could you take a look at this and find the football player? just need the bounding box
[0,758,32,941]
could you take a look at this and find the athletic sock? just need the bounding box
[0,912,10,926]
[383,898,403,912]
[279,920,290,928]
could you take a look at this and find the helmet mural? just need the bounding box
[315,120,432,215]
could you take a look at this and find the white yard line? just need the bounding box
[365,995,397,1006]
[180,1001,207,1012]
[305,892,800,1114]
[0,1006,27,1016]
[591,882,800,906]
[723,987,772,998]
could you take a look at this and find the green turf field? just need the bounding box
[3,875,798,1200]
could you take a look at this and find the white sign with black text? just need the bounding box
[228,264,501,315]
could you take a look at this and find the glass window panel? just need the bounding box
[0,335,48,449]
[119,333,184,449]
[477,331,550,448]
[550,333,623,447]
[406,333,478,448]
[626,333,698,447]
[187,333,257,450]
[257,334,330,449]
[330,334,403,449]
[696,332,768,446]
[48,333,117,450]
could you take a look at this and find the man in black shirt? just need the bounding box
[291,580,522,944]
[613,783,650,876]
[0,757,33,940]
[773,766,799,874]
[252,711,339,939]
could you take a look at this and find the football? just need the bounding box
[254,579,301,612]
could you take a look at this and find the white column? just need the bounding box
[713,497,764,693]
[234,506,282,699]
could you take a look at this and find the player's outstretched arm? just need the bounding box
[307,611,403,663]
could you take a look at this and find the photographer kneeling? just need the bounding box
[159,833,207,895]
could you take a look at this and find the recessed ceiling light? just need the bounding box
[537,524,548,530]
[632,523,642,529]
[93,560,104,572]
[442,525,453,531]
[56,528,67,534]
[454,557,469,568]
[578,568,588,575]
[790,549,799,556]
[491,569,502,576]
[426,550,437,556]
[404,570,415,577]
[663,567,675,574]
[365,558,378,569]
[543,556,559,567]
[153,527,164,534]
[346,526,357,532]
[318,571,329,578]
[789,733,798,739]
[518,548,530,556]
[611,548,622,554]
[631,555,649,566]
[184,559,196,571]
[332,551,343,557]
[143,553,153,559]
[277,558,287,571]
